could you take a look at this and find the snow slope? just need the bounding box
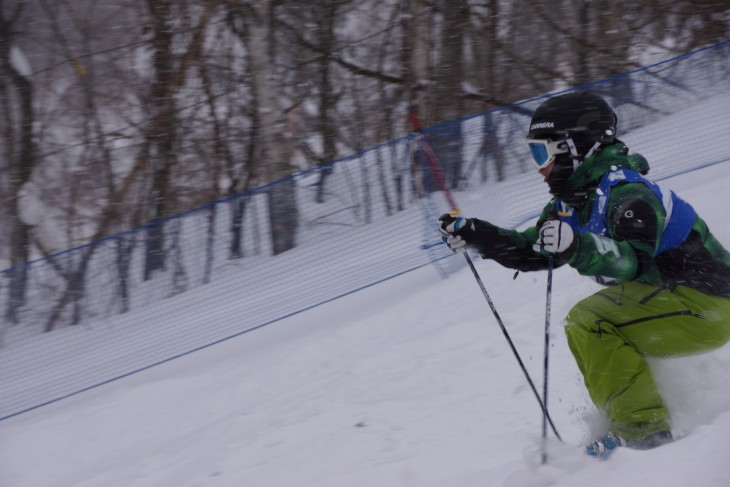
[3,92,730,486]
[1,164,730,487]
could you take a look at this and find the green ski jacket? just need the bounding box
[467,142,730,296]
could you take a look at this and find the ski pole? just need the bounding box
[407,109,561,440]
[461,246,561,441]
[541,255,556,463]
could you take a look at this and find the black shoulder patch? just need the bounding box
[611,198,658,246]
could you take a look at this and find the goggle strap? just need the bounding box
[584,141,601,160]
[566,138,581,170]
[564,139,601,170]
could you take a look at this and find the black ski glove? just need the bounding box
[438,213,476,253]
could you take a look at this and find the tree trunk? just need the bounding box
[426,0,468,191]
[116,234,135,314]
[143,0,177,280]
[240,1,298,255]
[314,2,338,204]
[203,204,216,284]
[0,5,35,323]
[229,196,247,259]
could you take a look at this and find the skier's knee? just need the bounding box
[565,301,602,334]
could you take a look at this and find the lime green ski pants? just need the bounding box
[565,281,730,441]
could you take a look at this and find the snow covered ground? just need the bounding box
[3,92,730,486]
[1,163,730,486]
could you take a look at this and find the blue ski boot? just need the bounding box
[586,432,626,458]
[586,430,673,458]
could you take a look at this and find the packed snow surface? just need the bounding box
[3,93,730,486]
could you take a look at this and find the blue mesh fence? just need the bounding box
[1,41,730,421]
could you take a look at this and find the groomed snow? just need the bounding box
[1,163,729,487]
[2,93,730,486]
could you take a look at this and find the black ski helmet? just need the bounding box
[527,92,617,156]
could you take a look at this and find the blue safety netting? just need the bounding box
[1,41,729,421]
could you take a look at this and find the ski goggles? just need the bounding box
[527,138,569,170]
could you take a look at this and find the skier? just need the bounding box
[438,92,730,457]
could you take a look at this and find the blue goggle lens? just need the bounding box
[529,143,550,168]
[527,139,568,170]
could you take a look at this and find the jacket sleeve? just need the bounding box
[467,200,569,272]
[567,183,662,280]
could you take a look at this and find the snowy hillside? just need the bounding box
[2,106,730,485]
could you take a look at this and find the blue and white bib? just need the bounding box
[555,169,695,256]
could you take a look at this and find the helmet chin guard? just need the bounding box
[546,154,592,206]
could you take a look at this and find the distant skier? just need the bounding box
[438,92,730,457]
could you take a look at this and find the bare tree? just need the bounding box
[233,0,298,255]
[429,0,470,188]
[0,1,34,323]
[142,0,219,279]
[0,0,727,331]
